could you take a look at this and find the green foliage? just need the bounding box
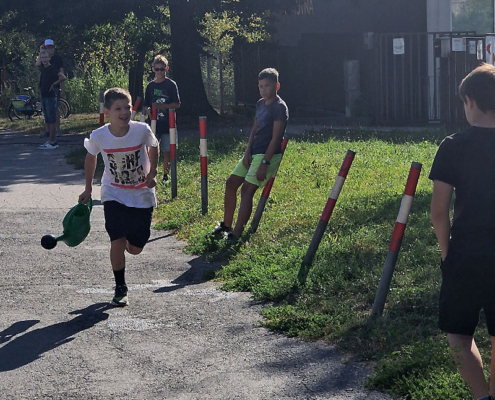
[151,128,481,399]
[453,0,494,34]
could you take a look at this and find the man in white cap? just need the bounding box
[36,39,65,138]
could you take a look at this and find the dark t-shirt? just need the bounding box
[39,64,60,98]
[144,79,180,135]
[38,54,63,90]
[429,126,495,254]
[251,95,289,155]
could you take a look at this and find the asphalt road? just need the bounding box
[0,128,392,400]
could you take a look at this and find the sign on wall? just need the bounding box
[393,38,405,55]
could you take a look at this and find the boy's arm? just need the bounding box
[430,180,454,261]
[145,145,159,188]
[50,71,67,91]
[255,120,285,182]
[242,120,258,168]
[78,153,97,204]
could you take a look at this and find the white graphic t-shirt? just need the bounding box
[84,121,159,208]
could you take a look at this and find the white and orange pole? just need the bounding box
[169,109,177,199]
[199,116,208,214]
[99,89,105,126]
[371,162,422,317]
[131,96,142,120]
[151,106,157,135]
[250,138,289,234]
[300,150,356,277]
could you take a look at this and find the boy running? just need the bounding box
[79,88,159,306]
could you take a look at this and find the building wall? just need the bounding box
[272,0,428,47]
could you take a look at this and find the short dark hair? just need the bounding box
[258,68,279,84]
[459,63,495,113]
[104,87,132,109]
[152,55,168,67]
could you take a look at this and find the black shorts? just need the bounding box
[439,250,495,336]
[103,201,153,249]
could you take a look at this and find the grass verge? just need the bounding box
[153,127,484,399]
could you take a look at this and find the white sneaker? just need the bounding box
[39,141,58,150]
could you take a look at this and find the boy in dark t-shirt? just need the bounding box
[38,49,66,150]
[211,68,289,243]
[430,63,495,400]
[144,55,180,182]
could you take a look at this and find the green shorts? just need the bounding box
[231,153,282,187]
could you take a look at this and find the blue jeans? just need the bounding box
[41,96,57,124]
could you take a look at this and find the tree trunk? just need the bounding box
[169,0,218,119]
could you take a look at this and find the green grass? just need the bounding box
[153,127,486,399]
[0,112,100,135]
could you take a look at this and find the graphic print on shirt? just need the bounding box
[153,89,168,120]
[104,144,147,189]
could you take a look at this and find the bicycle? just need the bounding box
[8,87,71,121]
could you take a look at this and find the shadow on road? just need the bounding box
[0,320,40,344]
[0,303,111,371]
[153,256,222,293]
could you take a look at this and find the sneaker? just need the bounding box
[162,174,169,182]
[211,221,232,237]
[56,130,62,137]
[39,131,49,138]
[39,141,58,150]
[111,284,129,307]
[224,232,239,245]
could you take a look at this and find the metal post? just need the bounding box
[99,89,105,126]
[302,150,356,267]
[131,96,142,120]
[249,138,289,234]
[199,116,208,215]
[371,162,422,317]
[169,109,177,199]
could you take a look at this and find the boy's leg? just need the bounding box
[109,237,129,306]
[232,181,258,237]
[224,174,245,228]
[448,333,489,399]
[48,122,56,143]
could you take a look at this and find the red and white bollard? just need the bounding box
[169,109,177,199]
[150,106,157,135]
[301,150,356,275]
[199,116,208,215]
[99,89,105,126]
[371,162,422,317]
[250,138,289,234]
[131,96,142,120]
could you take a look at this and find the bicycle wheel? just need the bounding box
[59,98,71,119]
[8,104,30,121]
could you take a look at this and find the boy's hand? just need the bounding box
[78,190,92,204]
[242,152,252,169]
[145,171,157,188]
[256,163,268,182]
